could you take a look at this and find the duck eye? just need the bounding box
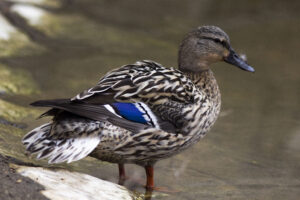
[213,38,228,48]
[213,38,221,43]
[216,39,229,49]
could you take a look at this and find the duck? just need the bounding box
[22,25,254,190]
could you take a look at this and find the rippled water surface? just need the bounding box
[0,0,299,199]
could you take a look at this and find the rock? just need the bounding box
[15,165,134,200]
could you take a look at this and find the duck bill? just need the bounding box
[224,49,255,72]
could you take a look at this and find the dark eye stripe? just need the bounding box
[201,36,230,49]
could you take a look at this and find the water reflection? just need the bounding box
[0,0,299,199]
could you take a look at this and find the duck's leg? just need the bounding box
[145,165,154,190]
[118,163,126,185]
[144,165,179,193]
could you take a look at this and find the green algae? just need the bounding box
[0,99,38,122]
[0,64,40,96]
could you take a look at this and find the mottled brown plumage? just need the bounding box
[22,25,254,190]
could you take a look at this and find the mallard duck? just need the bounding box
[22,26,254,190]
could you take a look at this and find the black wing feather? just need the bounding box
[31,99,148,133]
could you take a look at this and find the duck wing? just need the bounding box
[72,60,196,105]
[74,60,198,127]
[32,60,199,133]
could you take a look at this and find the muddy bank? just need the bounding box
[0,154,48,200]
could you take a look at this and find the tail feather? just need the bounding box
[22,123,51,146]
[30,99,71,107]
[22,123,101,164]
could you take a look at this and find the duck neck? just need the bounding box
[183,69,221,104]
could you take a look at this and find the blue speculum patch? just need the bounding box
[112,103,147,124]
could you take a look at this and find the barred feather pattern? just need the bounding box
[23,60,221,166]
[23,116,130,164]
[80,61,220,165]
[73,61,209,130]
[113,71,220,164]
[73,60,197,104]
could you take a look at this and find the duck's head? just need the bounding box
[178,25,254,73]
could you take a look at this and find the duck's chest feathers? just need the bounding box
[180,70,221,138]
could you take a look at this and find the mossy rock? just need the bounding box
[0,64,39,95]
[0,99,38,122]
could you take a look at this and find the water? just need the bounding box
[0,0,299,199]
